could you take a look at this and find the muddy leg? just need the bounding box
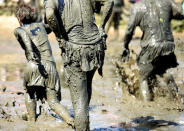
[139,63,153,101]
[86,69,96,104]
[139,78,152,101]
[163,73,178,98]
[69,73,89,131]
[163,73,178,90]
[46,88,74,127]
[25,88,36,122]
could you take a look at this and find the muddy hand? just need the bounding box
[99,27,107,50]
[99,27,107,39]
[57,38,66,48]
[57,38,66,54]
[30,52,39,63]
[121,48,130,62]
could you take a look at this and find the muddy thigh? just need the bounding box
[66,68,90,131]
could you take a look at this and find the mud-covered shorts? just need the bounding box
[23,60,61,99]
[61,41,105,85]
[137,44,178,78]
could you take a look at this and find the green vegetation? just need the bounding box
[172,20,184,32]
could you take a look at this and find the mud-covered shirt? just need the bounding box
[14,23,54,62]
[124,0,184,55]
[44,0,113,45]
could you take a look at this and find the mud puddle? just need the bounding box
[0,39,184,131]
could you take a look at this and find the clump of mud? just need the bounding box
[114,50,140,98]
[114,50,181,102]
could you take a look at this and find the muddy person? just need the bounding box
[122,0,184,101]
[14,3,74,127]
[106,0,124,40]
[44,0,114,130]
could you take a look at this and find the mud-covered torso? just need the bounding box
[58,0,101,45]
[21,23,54,62]
[124,0,183,61]
[139,0,174,47]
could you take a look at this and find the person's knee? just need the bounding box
[46,88,59,108]
[139,71,150,81]
[139,64,153,81]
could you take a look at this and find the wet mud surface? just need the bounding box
[0,16,184,131]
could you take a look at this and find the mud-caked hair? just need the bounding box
[15,3,35,24]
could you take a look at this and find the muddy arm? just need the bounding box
[123,7,140,49]
[45,9,62,40]
[121,6,140,62]
[14,28,38,62]
[99,0,114,30]
[44,0,62,41]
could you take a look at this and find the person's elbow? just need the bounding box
[45,8,55,22]
[108,0,114,6]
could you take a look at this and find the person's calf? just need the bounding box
[74,113,89,131]
[163,73,178,91]
[25,94,36,122]
[46,88,74,128]
[139,78,153,101]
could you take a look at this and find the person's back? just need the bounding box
[44,0,113,45]
[56,0,102,44]
[17,22,54,62]
[125,0,183,49]
[63,0,101,44]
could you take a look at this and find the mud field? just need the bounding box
[0,16,184,131]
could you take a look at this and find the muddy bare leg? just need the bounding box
[25,89,36,121]
[69,73,89,131]
[139,78,152,101]
[163,73,178,90]
[163,73,178,98]
[139,63,153,101]
[46,88,74,127]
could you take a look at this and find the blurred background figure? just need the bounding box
[122,0,184,101]
[106,0,124,41]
